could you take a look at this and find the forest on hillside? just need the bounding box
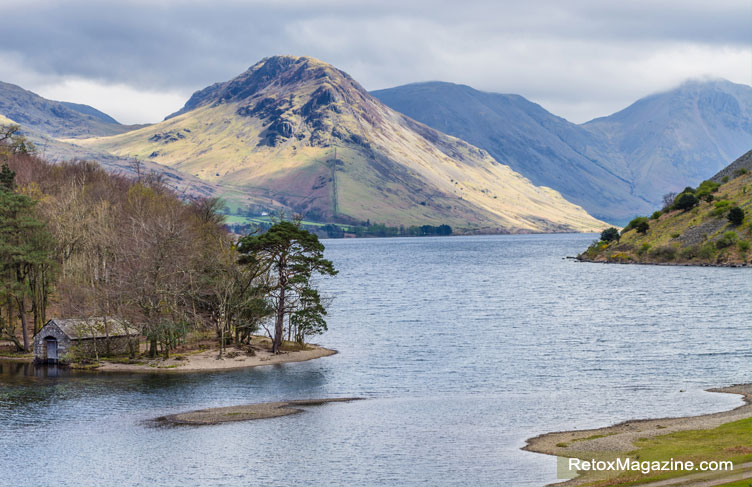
[0,125,334,359]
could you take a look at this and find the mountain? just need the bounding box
[583,79,751,209]
[0,82,226,200]
[0,81,134,138]
[578,151,751,266]
[373,79,752,225]
[372,82,638,223]
[60,101,120,124]
[74,55,605,233]
[710,150,751,183]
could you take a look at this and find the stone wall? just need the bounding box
[68,336,133,359]
[33,326,71,364]
[34,325,134,363]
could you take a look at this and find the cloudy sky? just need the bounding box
[1,0,749,124]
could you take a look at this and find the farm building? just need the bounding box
[33,318,135,364]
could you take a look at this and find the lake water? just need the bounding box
[1,234,750,487]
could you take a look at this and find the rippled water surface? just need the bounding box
[1,234,750,487]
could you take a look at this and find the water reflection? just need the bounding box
[0,361,74,380]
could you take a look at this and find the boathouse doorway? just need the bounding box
[45,337,58,362]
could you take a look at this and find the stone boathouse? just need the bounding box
[33,318,134,364]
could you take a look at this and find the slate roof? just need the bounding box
[46,318,134,339]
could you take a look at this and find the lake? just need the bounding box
[1,234,749,487]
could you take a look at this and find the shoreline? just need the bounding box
[523,384,751,486]
[95,343,337,373]
[575,256,750,268]
[0,342,337,373]
[155,397,362,425]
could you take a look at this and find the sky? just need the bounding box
[0,0,749,125]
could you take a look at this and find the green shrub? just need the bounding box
[650,245,677,260]
[716,231,738,249]
[727,206,745,226]
[623,216,646,233]
[674,192,699,211]
[739,240,750,253]
[711,200,732,217]
[697,242,716,260]
[650,211,662,220]
[637,242,651,256]
[600,227,620,243]
[670,232,681,239]
[611,252,632,262]
[680,245,699,260]
[722,176,729,183]
[623,216,650,235]
[695,180,720,201]
[734,168,749,177]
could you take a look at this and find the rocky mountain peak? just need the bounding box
[166,55,366,120]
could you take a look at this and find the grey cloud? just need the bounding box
[0,0,748,122]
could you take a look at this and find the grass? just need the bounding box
[221,213,327,227]
[714,480,752,487]
[582,172,751,266]
[580,417,752,487]
[0,350,33,359]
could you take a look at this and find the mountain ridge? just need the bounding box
[0,80,137,138]
[373,79,751,224]
[73,55,606,233]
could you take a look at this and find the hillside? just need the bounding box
[372,82,640,223]
[0,112,223,202]
[373,79,752,225]
[578,151,752,266]
[73,56,606,233]
[0,80,136,138]
[583,79,752,209]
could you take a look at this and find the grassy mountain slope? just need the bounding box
[0,112,228,202]
[372,82,641,223]
[579,151,752,266]
[373,80,751,225]
[0,81,139,138]
[74,56,606,233]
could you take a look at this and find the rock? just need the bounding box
[269,118,295,138]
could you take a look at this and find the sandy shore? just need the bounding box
[96,343,336,373]
[523,384,751,486]
[154,398,362,425]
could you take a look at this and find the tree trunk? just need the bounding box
[273,257,286,354]
[273,286,284,354]
[218,316,225,359]
[16,295,28,353]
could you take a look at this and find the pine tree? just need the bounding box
[237,221,337,353]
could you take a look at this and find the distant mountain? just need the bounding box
[75,56,605,233]
[372,82,638,223]
[579,151,751,266]
[583,79,752,203]
[0,81,132,138]
[0,112,219,201]
[373,79,752,225]
[60,101,120,124]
